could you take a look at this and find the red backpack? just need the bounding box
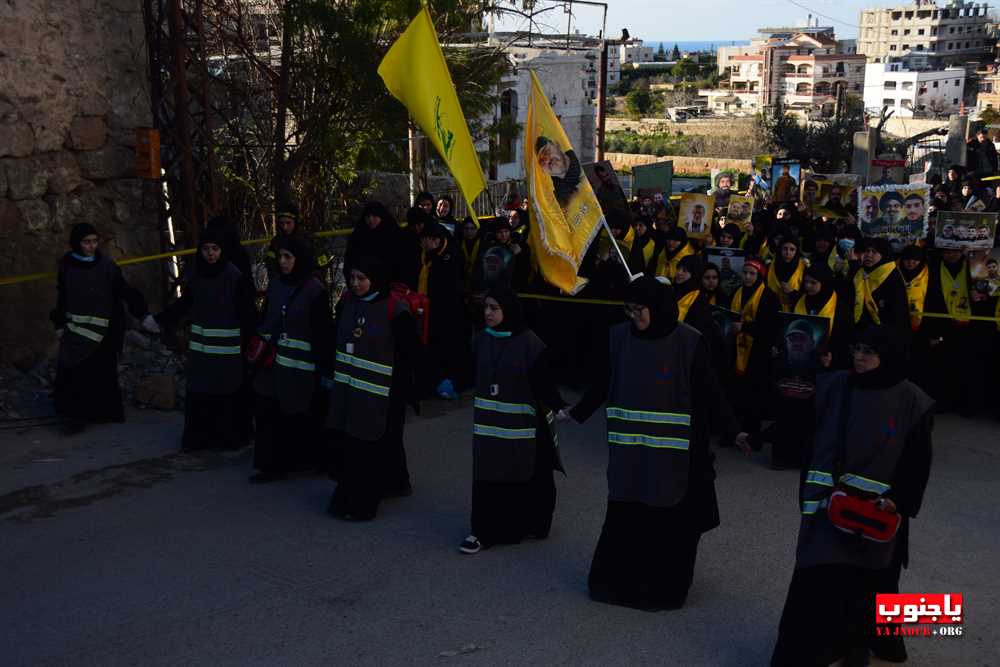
[387,282,430,346]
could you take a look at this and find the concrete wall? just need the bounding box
[0,0,159,366]
[606,153,753,176]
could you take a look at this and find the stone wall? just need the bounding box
[0,0,160,367]
[606,153,753,176]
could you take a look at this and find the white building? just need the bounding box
[492,47,596,181]
[864,63,967,116]
[619,41,654,66]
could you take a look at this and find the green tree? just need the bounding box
[670,58,699,81]
[625,83,654,117]
[756,99,865,173]
[671,43,681,60]
[655,43,666,62]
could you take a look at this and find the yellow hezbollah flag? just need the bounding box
[525,71,604,294]
[378,7,486,221]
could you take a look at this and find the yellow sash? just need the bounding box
[852,263,897,324]
[418,238,447,295]
[940,262,971,324]
[767,259,805,312]
[677,290,699,322]
[898,262,928,331]
[731,282,765,375]
[794,292,838,337]
[462,238,480,285]
[641,238,656,269]
[656,243,694,281]
[706,291,717,306]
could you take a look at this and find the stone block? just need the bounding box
[16,199,51,233]
[68,116,107,150]
[47,151,83,194]
[33,124,65,153]
[49,190,111,232]
[0,163,6,198]
[3,152,82,199]
[135,373,176,410]
[0,121,35,158]
[75,145,133,180]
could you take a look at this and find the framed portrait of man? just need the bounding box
[678,193,715,239]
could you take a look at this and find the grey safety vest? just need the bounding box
[58,255,117,369]
[186,263,243,396]
[606,322,701,508]
[253,276,324,414]
[327,293,407,441]
[796,371,933,570]
[472,329,546,483]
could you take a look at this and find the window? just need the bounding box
[949,27,955,33]
[902,81,914,91]
[933,81,939,88]
[918,29,925,35]
[955,79,961,86]
[953,98,959,104]
[854,83,861,91]
[917,45,924,51]
[890,45,898,51]
[884,80,898,90]
[891,29,899,36]
[902,44,910,50]
[904,29,911,35]
[965,42,970,48]
[499,90,518,163]
[883,98,895,106]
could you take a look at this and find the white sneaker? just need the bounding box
[459,535,481,554]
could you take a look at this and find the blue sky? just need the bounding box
[494,0,879,42]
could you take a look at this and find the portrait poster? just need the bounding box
[968,247,1000,297]
[774,312,830,392]
[858,185,929,246]
[934,211,998,251]
[705,247,746,296]
[710,169,740,210]
[711,305,741,339]
[803,172,859,218]
[524,70,605,294]
[632,160,673,198]
[725,195,754,231]
[678,193,715,239]
[770,159,801,203]
[583,160,629,214]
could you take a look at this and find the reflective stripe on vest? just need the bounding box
[473,397,536,416]
[189,323,241,356]
[66,322,105,343]
[276,355,316,372]
[608,431,690,450]
[68,312,110,327]
[473,423,536,440]
[839,473,890,495]
[333,370,389,397]
[279,337,312,353]
[802,499,822,515]
[275,336,315,372]
[336,351,392,377]
[805,469,834,487]
[606,405,691,451]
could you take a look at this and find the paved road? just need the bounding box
[1,401,996,666]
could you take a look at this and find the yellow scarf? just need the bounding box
[767,259,805,312]
[940,262,971,324]
[794,292,838,337]
[418,238,447,295]
[731,282,765,375]
[852,262,897,324]
[461,238,479,284]
[677,290,699,322]
[656,243,694,281]
[598,226,634,261]
[706,291,717,306]
[898,262,929,331]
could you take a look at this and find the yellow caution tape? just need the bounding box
[517,292,622,306]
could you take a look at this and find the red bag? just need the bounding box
[246,335,275,368]
[827,489,901,543]
[387,282,430,346]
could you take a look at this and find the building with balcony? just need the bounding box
[864,63,967,116]
[975,69,1000,112]
[857,0,992,67]
[702,30,867,117]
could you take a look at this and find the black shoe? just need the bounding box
[249,471,286,484]
[459,535,482,554]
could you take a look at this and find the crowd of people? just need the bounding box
[46,165,999,665]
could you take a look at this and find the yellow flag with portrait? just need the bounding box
[378,7,485,222]
[524,71,605,294]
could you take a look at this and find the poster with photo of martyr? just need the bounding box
[858,184,929,246]
[934,211,998,251]
[802,172,860,218]
[770,159,801,203]
[968,247,1000,297]
[725,195,754,231]
[679,193,715,239]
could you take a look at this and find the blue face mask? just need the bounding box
[837,238,855,257]
[485,327,511,338]
[70,252,96,262]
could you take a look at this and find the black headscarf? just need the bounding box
[857,237,892,268]
[624,276,679,340]
[662,226,688,260]
[718,224,742,247]
[486,286,525,333]
[357,201,399,233]
[674,255,704,297]
[701,264,721,302]
[803,262,835,312]
[406,205,433,231]
[276,235,315,286]
[606,208,632,237]
[898,245,926,281]
[195,225,229,278]
[350,254,390,300]
[69,223,98,254]
[850,325,906,388]
[773,235,802,282]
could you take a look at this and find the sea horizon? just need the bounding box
[652,40,751,53]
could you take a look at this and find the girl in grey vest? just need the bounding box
[153,226,256,451]
[568,277,748,611]
[51,223,151,435]
[772,325,933,667]
[250,236,332,483]
[459,288,567,555]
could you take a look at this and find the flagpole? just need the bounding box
[602,218,643,283]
